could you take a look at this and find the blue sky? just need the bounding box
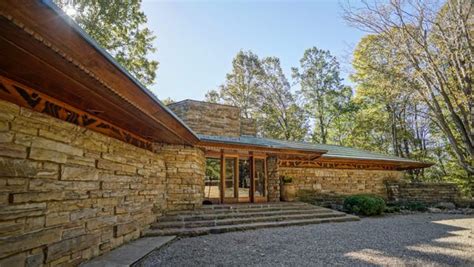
[142,0,366,101]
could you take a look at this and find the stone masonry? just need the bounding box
[168,100,257,137]
[267,157,280,202]
[279,166,404,199]
[240,118,257,136]
[0,99,205,266]
[386,182,460,204]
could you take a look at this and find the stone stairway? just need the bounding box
[144,202,359,237]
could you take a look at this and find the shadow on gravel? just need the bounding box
[136,214,474,266]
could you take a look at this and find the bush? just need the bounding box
[281,176,293,184]
[400,201,428,212]
[343,195,386,216]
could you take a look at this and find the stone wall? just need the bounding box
[386,182,460,204]
[279,166,404,200]
[267,157,280,202]
[0,99,205,266]
[155,144,205,211]
[168,100,241,137]
[240,118,257,137]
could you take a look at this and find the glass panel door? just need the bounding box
[254,158,266,197]
[204,158,221,200]
[238,159,251,202]
[224,157,237,199]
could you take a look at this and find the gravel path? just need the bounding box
[136,213,474,266]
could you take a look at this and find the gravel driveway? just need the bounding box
[136,213,474,266]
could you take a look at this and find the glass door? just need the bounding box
[253,157,267,202]
[204,157,221,203]
[223,156,238,202]
[238,158,251,202]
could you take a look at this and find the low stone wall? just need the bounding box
[0,100,205,266]
[279,167,404,200]
[386,182,461,204]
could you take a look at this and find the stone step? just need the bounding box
[164,204,327,216]
[159,208,331,222]
[145,214,360,237]
[200,202,310,210]
[152,211,347,229]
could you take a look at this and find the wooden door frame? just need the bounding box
[252,155,268,203]
[204,149,268,204]
[222,153,239,203]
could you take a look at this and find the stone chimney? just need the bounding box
[167,100,257,137]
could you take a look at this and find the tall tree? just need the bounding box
[343,0,473,176]
[205,90,220,103]
[292,47,351,144]
[55,0,159,86]
[257,57,307,141]
[219,50,263,118]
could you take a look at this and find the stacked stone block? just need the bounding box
[279,166,404,199]
[168,100,241,137]
[0,99,205,266]
[386,182,460,204]
[267,157,280,202]
[240,118,257,136]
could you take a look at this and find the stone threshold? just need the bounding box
[80,236,176,267]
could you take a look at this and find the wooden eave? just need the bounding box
[0,0,199,145]
[279,155,434,170]
[320,156,434,170]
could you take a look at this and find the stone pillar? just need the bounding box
[267,156,280,202]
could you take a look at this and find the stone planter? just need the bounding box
[281,183,296,202]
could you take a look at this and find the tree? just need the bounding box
[205,90,220,103]
[343,0,473,176]
[55,0,158,86]
[292,47,352,144]
[161,97,174,105]
[257,57,307,141]
[219,50,263,118]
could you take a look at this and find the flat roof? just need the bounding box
[199,134,433,167]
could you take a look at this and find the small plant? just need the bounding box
[384,205,401,213]
[401,201,428,212]
[343,194,386,216]
[281,176,293,184]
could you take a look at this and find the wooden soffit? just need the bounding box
[0,1,199,146]
[279,156,434,171]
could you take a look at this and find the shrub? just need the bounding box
[401,201,428,212]
[343,194,386,216]
[281,176,293,184]
[384,205,401,213]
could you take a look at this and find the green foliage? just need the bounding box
[161,97,174,105]
[205,90,220,103]
[219,50,263,118]
[292,47,352,144]
[395,201,428,212]
[257,57,308,141]
[205,158,220,181]
[55,0,158,86]
[343,195,386,216]
[281,176,293,184]
[384,205,400,213]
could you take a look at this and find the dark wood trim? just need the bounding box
[0,75,153,151]
[279,157,432,170]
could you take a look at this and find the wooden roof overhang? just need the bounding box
[198,140,327,161]
[279,156,434,171]
[0,0,199,147]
